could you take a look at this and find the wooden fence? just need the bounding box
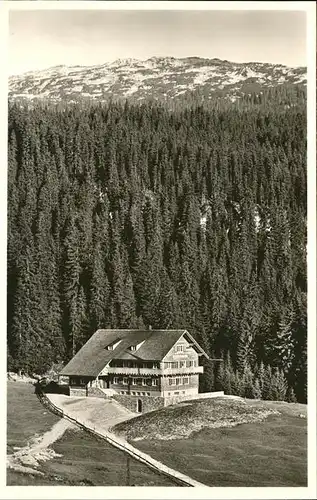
[36,387,207,488]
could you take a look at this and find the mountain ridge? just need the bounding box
[9,56,306,103]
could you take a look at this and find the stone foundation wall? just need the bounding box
[112,394,165,413]
[113,391,225,413]
[87,387,109,399]
[69,386,224,410]
[69,387,110,399]
[69,387,87,397]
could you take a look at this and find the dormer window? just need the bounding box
[129,340,145,352]
[106,340,122,351]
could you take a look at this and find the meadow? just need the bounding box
[7,381,60,455]
[114,397,308,487]
[7,382,176,486]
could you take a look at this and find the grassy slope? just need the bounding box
[114,398,307,487]
[6,382,176,486]
[7,381,60,454]
[42,428,176,486]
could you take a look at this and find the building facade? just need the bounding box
[59,329,209,412]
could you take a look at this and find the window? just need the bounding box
[179,361,186,368]
[132,391,136,395]
[123,378,128,385]
[132,378,137,385]
[169,378,176,386]
[176,345,184,352]
[176,378,181,385]
[147,392,150,396]
[106,340,122,350]
[142,379,147,386]
[183,377,189,385]
[123,361,130,368]
[113,377,119,384]
[182,391,186,394]
[152,379,158,386]
[130,342,146,351]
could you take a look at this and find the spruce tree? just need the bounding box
[241,364,254,399]
[62,216,81,357]
[252,378,262,400]
[286,386,297,403]
[262,365,273,400]
[270,368,288,401]
[201,360,215,393]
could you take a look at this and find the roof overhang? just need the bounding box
[183,330,210,360]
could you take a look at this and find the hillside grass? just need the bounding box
[113,397,294,440]
[6,382,176,486]
[8,429,179,486]
[113,397,307,487]
[7,381,60,455]
[41,428,176,486]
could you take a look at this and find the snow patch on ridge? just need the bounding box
[9,56,307,103]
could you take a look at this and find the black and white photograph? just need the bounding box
[3,1,316,497]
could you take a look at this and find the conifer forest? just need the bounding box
[7,87,307,403]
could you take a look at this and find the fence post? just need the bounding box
[38,390,200,487]
[126,455,131,486]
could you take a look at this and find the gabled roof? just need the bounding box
[60,329,209,377]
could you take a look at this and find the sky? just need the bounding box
[9,9,307,75]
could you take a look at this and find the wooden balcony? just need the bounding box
[105,367,161,376]
[161,366,203,375]
[104,366,204,376]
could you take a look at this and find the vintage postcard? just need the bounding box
[2,1,316,499]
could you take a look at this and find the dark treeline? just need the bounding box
[18,81,306,113]
[7,90,307,402]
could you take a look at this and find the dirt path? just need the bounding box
[7,418,75,476]
[48,394,138,432]
[46,394,207,487]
